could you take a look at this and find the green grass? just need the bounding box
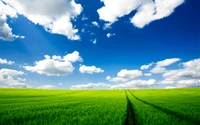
[0,89,127,125]
[126,90,194,125]
[0,88,199,125]
[130,88,200,122]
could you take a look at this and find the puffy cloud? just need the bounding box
[131,0,184,28]
[144,73,152,76]
[98,0,143,23]
[38,85,56,89]
[23,51,82,76]
[0,68,30,88]
[107,69,142,83]
[79,65,104,74]
[106,33,115,38]
[63,51,83,62]
[98,0,184,28]
[111,79,156,89]
[0,58,15,65]
[92,21,100,27]
[71,83,110,90]
[0,1,24,41]
[150,58,180,74]
[2,0,83,40]
[140,62,153,70]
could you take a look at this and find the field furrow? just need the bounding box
[126,90,194,125]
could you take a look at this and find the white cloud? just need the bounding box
[38,85,56,89]
[111,79,156,89]
[0,68,30,88]
[144,73,152,76]
[92,21,100,27]
[92,39,97,44]
[98,0,184,28]
[58,82,62,85]
[71,83,110,90]
[2,0,83,40]
[131,0,184,28]
[163,58,200,81]
[106,33,115,38]
[156,58,181,67]
[79,65,104,74]
[0,1,24,41]
[159,58,200,88]
[63,51,83,62]
[0,58,15,65]
[150,67,167,74]
[150,58,180,74]
[107,69,142,83]
[23,51,82,76]
[140,62,153,70]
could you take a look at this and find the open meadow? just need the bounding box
[0,88,199,125]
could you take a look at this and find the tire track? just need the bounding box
[128,90,200,125]
[124,90,137,125]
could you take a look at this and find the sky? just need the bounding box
[0,0,200,89]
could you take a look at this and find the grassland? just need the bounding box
[0,88,199,125]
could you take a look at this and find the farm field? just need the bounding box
[0,88,199,125]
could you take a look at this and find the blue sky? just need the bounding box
[0,0,200,89]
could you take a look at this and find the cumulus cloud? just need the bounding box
[158,58,200,88]
[107,69,142,83]
[38,85,56,89]
[92,21,100,27]
[98,0,184,28]
[150,58,180,74]
[111,79,156,89]
[71,83,110,90]
[79,65,104,74]
[23,51,82,76]
[140,62,153,70]
[2,0,83,40]
[0,1,24,41]
[106,33,115,38]
[0,58,15,65]
[63,51,83,62]
[0,68,30,88]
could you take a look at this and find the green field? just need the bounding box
[0,88,199,125]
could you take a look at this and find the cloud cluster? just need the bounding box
[98,0,184,28]
[2,0,83,40]
[160,58,200,87]
[106,69,142,83]
[0,58,15,65]
[150,58,180,73]
[79,65,104,74]
[23,51,82,76]
[0,68,30,88]
[71,83,110,90]
[0,1,24,41]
